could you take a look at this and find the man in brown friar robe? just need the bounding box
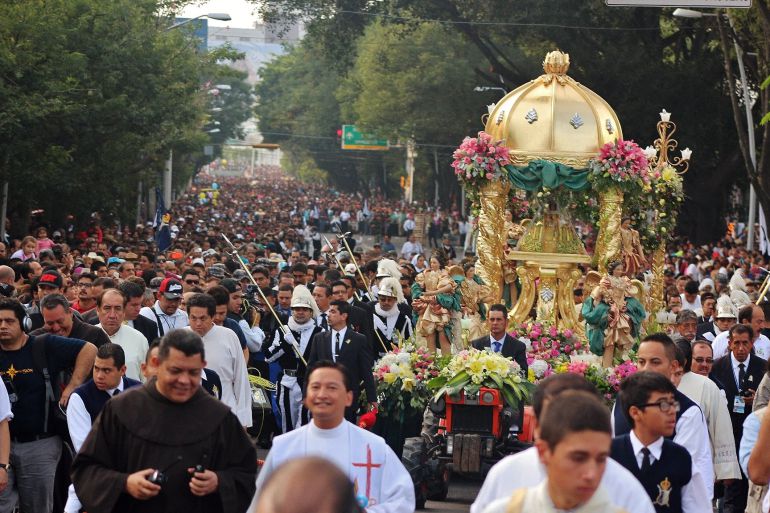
[70,330,257,513]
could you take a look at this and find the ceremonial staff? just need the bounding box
[335,232,390,353]
[221,234,307,366]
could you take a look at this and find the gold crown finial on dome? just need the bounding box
[543,51,570,75]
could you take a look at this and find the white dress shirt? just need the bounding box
[628,431,711,513]
[613,399,713,500]
[731,353,752,390]
[331,326,347,362]
[489,334,505,353]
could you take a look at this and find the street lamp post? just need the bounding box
[165,12,231,32]
[673,8,758,248]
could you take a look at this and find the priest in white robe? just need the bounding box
[250,361,414,513]
[678,368,742,481]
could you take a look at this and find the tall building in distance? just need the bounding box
[206,20,304,171]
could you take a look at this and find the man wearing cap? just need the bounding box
[700,296,738,343]
[96,289,148,381]
[371,277,413,356]
[25,270,65,331]
[712,304,770,360]
[265,285,323,432]
[139,278,189,338]
[32,294,112,348]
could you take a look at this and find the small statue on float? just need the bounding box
[458,263,495,341]
[582,260,646,367]
[503,209,525,308]
[620,217,647,278]
[412,251,459,354]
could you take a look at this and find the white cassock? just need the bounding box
[470,446,654,513]
[678,372,742,480]
[481,481,625,513]
[186,325,252,427]
[250,420,415,513]
[712,331,770,360]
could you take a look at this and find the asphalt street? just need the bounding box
[425,475,481,512]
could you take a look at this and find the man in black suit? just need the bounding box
[330,280,375,355]
[308,300,377,423]
[710,323,767,513]
[471,303,528,374]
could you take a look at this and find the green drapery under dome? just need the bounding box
[506,159,590,192]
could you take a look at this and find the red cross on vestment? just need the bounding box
[352,444,382,500]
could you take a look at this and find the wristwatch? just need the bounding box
[0,463,9,471]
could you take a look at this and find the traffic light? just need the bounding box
[336,128,343,147]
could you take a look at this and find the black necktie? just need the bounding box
[641,447,651,473]
[739,363,746,391]
[335,332,341,358]
[113,389,120,397]
[321,313,328,330]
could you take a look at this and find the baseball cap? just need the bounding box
[232,269,249,282]
[159,278,183,299]
[38,270,63,289]
[220,278,241,294]
[207,266,225,279]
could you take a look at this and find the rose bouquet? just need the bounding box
[588,139,650,194]
[451,131,511,188]
[514,321,583,362]
[427,348,533,409]
[373,343,438,419]
[549,359,638,405]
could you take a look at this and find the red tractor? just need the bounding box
[401,387,533,509]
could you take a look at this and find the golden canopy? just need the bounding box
[484,51,622,169]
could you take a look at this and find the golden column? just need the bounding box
[594,186,623,273]
[475,180,511,304]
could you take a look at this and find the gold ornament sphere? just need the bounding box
[485,50,623,168]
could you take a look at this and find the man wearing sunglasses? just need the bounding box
[181,270,201,293]
[612,333,714,505]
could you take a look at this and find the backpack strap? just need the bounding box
[150,308,165,337]
[29,334,55,434]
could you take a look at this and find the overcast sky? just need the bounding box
[180,0,260,28]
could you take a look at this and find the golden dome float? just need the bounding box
[484,51,622,168]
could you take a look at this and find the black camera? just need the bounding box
[148,470,168,485]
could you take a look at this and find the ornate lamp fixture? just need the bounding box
[644,110,692,175]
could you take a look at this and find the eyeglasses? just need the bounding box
[185,280,200,285]
[693,357,714,364]
[641,400,680,413]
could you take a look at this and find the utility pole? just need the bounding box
[163,149,172,208]
[406,139,416,204]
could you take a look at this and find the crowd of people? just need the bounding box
[0,165,768,512]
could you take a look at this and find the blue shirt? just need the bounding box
[739,408,764,475]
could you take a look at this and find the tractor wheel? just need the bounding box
[401,436,429,509]
[426,462,450,501]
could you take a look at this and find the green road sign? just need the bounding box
[341,125,388,151]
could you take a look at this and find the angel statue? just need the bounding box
[620,217,647,278]
[459,263,495,342]
[503,209,525,308]
[412,251,459,354]
[582,261,646,367]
